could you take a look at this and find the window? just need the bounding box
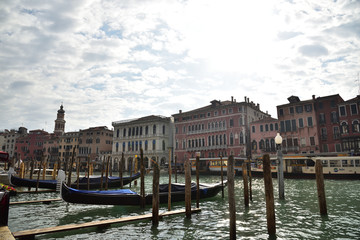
[291,119,297,131]
[351,104,358,115]
[162,140,166,150]
[275,123,278,131]
[279,108,284,116]
[285,120,291,132]
[305,104,312,112]
[240,132,244,144]
[229,108,233,113]
[307,117,313,127]
[319,113,326,124]
[162,125,166,134]
[145,126,149,135]
[339,106,346,116]
[353,120,360,133]
[122,142,125,151]
[230,133,234,145]
[259,140,264,149]
[152,140,156,150]
[229,119,234,127]
[116,129,119,138]
[289,107,294,114]
[341,122,349,134]
[321,128,327,140]
[123,128,126,137]
[318,102,323,109]
[252,126,255,133]
[299,118,304,128]
[330,112,338,123]
[333,126,340,139]
[214,111,218,116]
[296,106,303,113]
[252,140,257,150]
[128,127,132,136]
[260,125,264,132]
[265,124,269,131]
[310,137,315,146]
[270,124,273,131]
[153,125,156,135]
[116,142,119,152]
[280,121,285,132]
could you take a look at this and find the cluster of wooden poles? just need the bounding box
[227,154,328,239]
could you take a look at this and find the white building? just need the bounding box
[112,115,174,170]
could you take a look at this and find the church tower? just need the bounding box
[54,104,66,135]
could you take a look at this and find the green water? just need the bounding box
[7,173,360,239]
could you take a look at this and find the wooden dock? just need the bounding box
[12,208,201,239]
[10,199,62,205]
[0,226,15,240]
[16,189,56,194]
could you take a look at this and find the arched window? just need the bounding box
[123,128,126,137]
[128,127,132,136]
[352,120,360,133]
[230,133,234,145]
[252,140,257,150]
[116,129,119,138]
[145,126,149,135]
[122,142,125,152]
[341,122,349,134]
[152,140,156,150]
[128,141,131,151]
[208,136,211,146]
[153,125,157,135]
[140,126,143,135]
[162,125,166,134]
[259,140,265,150]
[265,139,270,151]
[240,132,244,144]
[116,142,119,152]
[220,135,222,145]
[223,134,226,145]
[136,127,139,136]
[145,140,148,150]
[270,139,275,151]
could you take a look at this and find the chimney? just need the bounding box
[257,103,260,109]
[231,96,234,103]
[244,96,247,102]
[179,110,182,113]
[312,95,315,100]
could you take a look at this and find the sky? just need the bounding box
[1,0,359,133]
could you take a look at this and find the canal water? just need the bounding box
[7,173,360,239]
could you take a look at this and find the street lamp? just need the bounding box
[275,133,284,200]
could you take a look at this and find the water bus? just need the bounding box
[250,154,360,180]
[190,157,246,175]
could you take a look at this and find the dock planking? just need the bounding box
[0,226,15,240]
[10,198,62,205]
[12,208,201,239]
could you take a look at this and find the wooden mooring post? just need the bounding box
[185,158,192,219]
[195,152,200,208]
[227,156,236,240]
[67,148,75,186]
[248,160,253,202]
[315,160,327,216]
[168,149,172,211]
[105,156,110,190]
[263,154,276,236]
[152,160,160,225]
[220,155,224,198]
[242,162,249,207]
[140,149,145,208]
[120,153,124,188]
[174,155,178,183]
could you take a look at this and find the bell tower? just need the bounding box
[54,104,66,135]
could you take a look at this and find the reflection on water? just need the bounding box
[8,173,360,239]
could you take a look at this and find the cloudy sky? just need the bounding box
[1,0,359,132]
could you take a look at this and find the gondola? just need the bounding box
[61,180,227,205]
[9,173,141,190]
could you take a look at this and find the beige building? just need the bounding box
[112,115,175,170]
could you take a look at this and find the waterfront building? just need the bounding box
[250,117,279,158]
[3,127,27,159]
[172,96,270,163]
[112,115,175,170]
[58,131,79,162]
[78,126,113,169]
[15,129,51,161]
[314,94,344,153]
[338,95,360,153]
[277,95,319,154]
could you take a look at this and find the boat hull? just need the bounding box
[61,180,227,205]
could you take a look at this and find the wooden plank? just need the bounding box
[0,226,15,240]
[10,199,62,205]
[17,190,56,194]
[12,208,201,239]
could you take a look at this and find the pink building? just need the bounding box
[277,95,319,154]
[172,96,270,163]
[250,117,279,158]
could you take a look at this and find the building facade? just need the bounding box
[314,94,344,153]
[3,127,28,159]
[250,117,279,158]
[54,104,66,136]
[112,115,175,170]
[78,126,113,168]
[338,95,360,153]
[58,131,79,162]
[172,96,270,163]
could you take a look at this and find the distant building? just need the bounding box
[250,117,279,158]
[3,127,27,158]
[338,95,360,153]
[16,129,50,161]
[58,131,79,162]
[314,94,344,153]
[78,126,113,166]
[172,96,270,163]
[112,115,174,170]
[277,95,319,154]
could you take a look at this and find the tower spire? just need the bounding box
[54,104,66,135]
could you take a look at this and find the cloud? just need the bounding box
[299,44,329,57]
